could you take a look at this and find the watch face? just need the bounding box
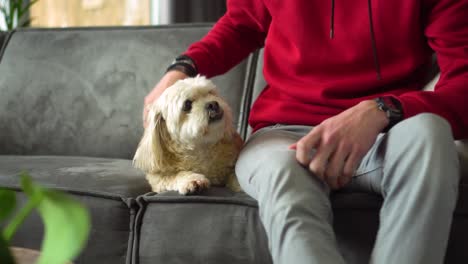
[375,96,403,126]
[384,97,403,114]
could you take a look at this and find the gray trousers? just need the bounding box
[235,113,460,264]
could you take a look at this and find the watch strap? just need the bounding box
[166,55,198,77]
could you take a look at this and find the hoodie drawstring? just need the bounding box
[330,0,382,80]
[367,0,382,80]
[330,0,335,39]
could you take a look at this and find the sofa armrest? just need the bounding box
[0,31,8,58]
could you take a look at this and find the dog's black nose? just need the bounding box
[206,101,223,123]
[205,101,220,112]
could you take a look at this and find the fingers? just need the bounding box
[331,149,362,189]
[291,134,362,190]
[143,71,189,127]
[292,129,343,188]
[341,150,361,182]
[142,104,150,128]
[292,129,321,165]
[323,146,348,189]
[309,142,335,181]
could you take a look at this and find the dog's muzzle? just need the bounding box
[206,101,224,123]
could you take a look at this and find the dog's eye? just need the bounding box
[182,100,192,112]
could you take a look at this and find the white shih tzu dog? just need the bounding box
[133,76,243,195]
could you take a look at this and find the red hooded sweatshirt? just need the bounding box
[184,0,468,139]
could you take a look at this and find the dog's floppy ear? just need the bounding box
[133,109,171,173]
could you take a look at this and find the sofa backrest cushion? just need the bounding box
[0,25,252,159]
[246,49,266,136]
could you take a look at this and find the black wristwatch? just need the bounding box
[166,55,198,77]
[374,96,404,132]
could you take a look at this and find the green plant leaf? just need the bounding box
[0,234,15,264]
[0,5,11,29]
[16,0,24,20]
[0,6,7,17]
[3,173,44,242]
[1,0,39,30]
[20,171,37,195]
[17,0,38,26]
[8,0,15,30]
[21,0,38,14]
[36,190,90,264]
[0,189,16,222]
[18,16,32,27]
[2,172,90,263]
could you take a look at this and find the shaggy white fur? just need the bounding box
[133,76,243,195]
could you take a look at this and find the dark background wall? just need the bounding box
[165,0,227,23]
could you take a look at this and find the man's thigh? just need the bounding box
[236,124,329,197]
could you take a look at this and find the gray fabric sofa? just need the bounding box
[0,24,467,264]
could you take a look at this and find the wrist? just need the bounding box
[374,96,404,132]
[166,55,198,77]
[360,100,390,131]
[164,70,188,79]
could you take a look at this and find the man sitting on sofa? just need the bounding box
[143,1,468,263]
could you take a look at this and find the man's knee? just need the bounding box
[397,113,453,144]
[386,113,459,195]
[389,113,456,161]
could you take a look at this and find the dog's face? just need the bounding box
[133,76,235,172]
[156,76,234,145]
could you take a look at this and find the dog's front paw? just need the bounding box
[176,172,211,195]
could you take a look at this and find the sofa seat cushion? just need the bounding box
[0,155,149,198]
[133,188,272,264]
[132,184,468,264]
[134,190,378,264]
[0,155,150,264]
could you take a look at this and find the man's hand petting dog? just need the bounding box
[289,100,389,190]
[143,70,188,127]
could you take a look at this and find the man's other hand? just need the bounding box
[289,100,389,189]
